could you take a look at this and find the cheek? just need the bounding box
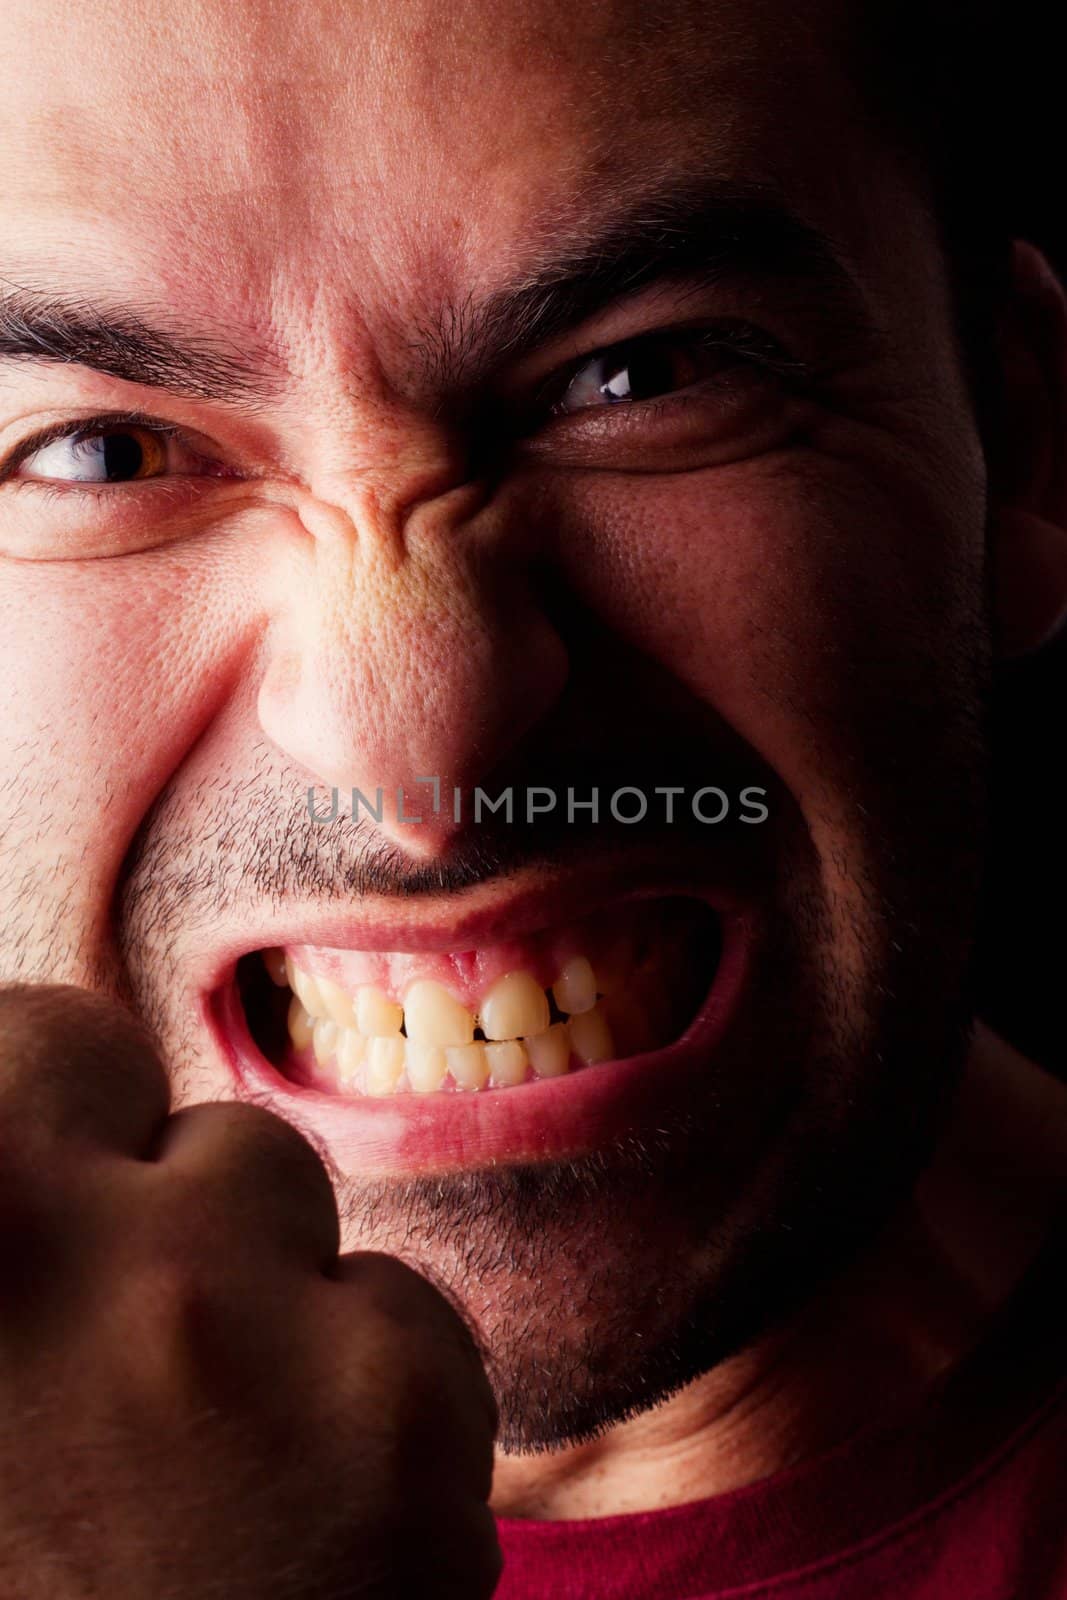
[0,537,262,952]
[541,448,987,846]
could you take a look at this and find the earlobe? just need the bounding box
[989,242,1067,659]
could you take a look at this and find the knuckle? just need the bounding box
[160,1101,339,1257]
[189,1100,334,1196]
[338,1250,450,1331]
[0,982,168,1135]
[334,1252,497,1435]
[0,981,147,1060]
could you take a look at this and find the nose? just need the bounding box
[257,477,569,855]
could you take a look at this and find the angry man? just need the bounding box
[1,0,1065,1595]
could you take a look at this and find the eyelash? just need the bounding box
[0,409,196,495]
[0,321,808,497]
[528,320,809,424]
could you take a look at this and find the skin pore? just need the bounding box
[2,0,1067,1523]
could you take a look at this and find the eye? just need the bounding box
[7,420,196,485]
[552,332,744,416]
[510,321,811,474]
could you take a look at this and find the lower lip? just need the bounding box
[207,908,751,1175]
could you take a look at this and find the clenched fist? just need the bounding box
[0,985,501,1600]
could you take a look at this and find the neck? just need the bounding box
[490,1024,1067,1519]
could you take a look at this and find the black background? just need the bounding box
[974,57,1065,1077]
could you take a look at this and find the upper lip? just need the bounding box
[194,839,759,998]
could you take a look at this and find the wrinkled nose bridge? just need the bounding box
[257,444,572,832]
[293,492,362,549]
[292,434,483,558]
[257,463,571,848]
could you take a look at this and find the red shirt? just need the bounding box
[495,1223,1067,1599]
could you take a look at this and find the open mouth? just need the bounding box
[234,895,722,1099]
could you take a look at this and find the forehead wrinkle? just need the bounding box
[0,3,891,428]
[0,0,887,420]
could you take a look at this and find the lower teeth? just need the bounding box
[290,996,614,1096]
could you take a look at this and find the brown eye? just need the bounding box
[14,424,170,484]
[553,336,726,415]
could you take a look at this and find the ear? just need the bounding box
[988,242,1067,658]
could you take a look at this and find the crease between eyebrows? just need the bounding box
[0,183,868,406]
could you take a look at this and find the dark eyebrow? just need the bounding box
[0,281,277,404]
[421,180,871,389]
[0,182,868,409]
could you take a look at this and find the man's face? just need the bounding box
[0,0,990,1447]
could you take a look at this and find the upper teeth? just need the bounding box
[403,979,476,1046]
[273,952,614,1096]
[551,956,597,1015]
[479,970,550,1041]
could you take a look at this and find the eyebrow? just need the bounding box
[419,179,872,390]
[0,180,868,406]
[0,281,277,404]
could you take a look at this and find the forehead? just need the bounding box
[0,0,898,366]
